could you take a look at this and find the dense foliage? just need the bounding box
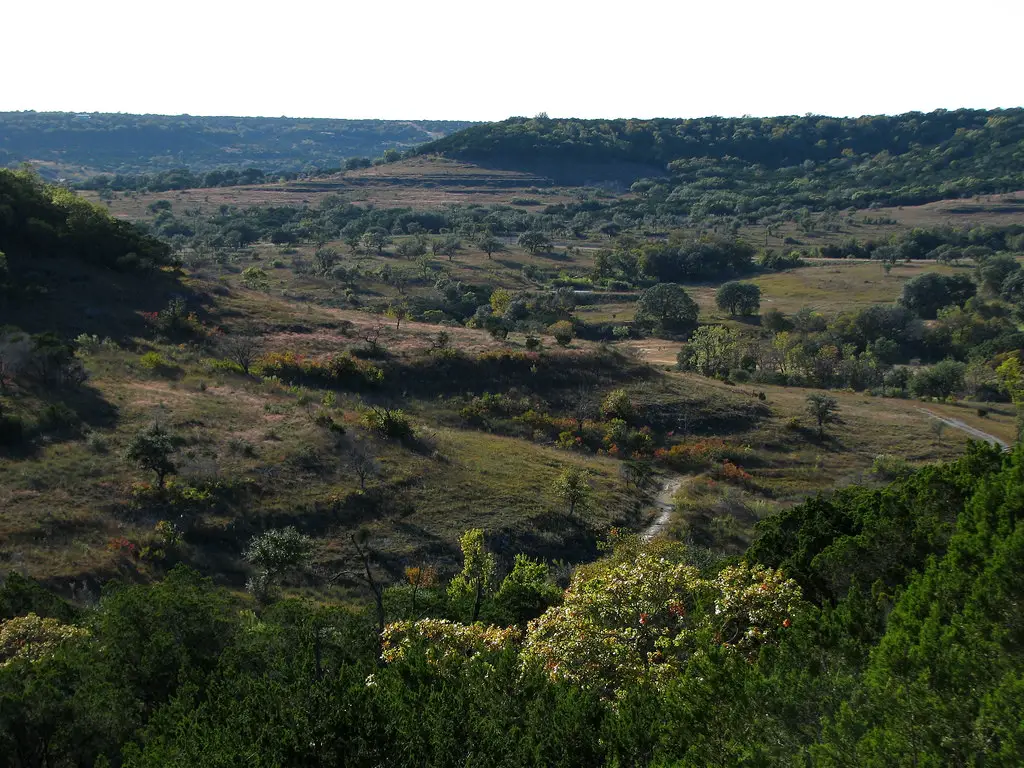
[421,110,1024,219]
[0,169,171,287]
[1,442,1021,765]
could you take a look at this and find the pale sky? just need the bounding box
[5,0,1021,120]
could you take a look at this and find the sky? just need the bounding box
[5,0,1022,121]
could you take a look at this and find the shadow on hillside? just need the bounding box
[0,258,200,341]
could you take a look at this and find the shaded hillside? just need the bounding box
[0,113,476,177]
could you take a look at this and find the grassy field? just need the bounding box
[82,157,580,219]
[7,169,1022,598]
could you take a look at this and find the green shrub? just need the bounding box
[139,351,169,371]
[362,406,413,440]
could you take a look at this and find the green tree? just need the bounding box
[518,231,552,255]
[362,227,391,254]
[124,423,177,488]
[687,325,735,377]
[806,393,839,437]
[491,555,561,625]
[634,283,698,336]
[243,527,314,601]
[549,320,574,346]
[899,272,976,319]
[715,281,761,316]
[447,529,496,623]
[600,388,634,422]
[478,234,503,260]
[553,466,592,517]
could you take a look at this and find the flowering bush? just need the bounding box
[381,619,521,669]
[142,298,205,340]
[0,614,90,667]
[714,460,755,487]
[654,439,729,471]
[521,552,802,695]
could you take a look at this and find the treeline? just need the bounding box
[421,109,1024,217]
[0,112,474,176]
[819,224,1024,262]
[2,442,1020,765]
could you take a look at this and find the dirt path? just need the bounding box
[642,475,687,541]
[914,408,1011,450]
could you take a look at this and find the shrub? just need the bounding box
[362,406,414,440]
[871,453,913,480]
[85,431,110,454]
[139,351,170,371]
[549,321,574,346]
[254,351,383,389]
[654,439,729,470]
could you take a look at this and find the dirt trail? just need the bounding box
[914,408,1010,450]
[642,475,687,541]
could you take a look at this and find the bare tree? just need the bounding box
[218,332,263,374]
[348,444,381,489]
[569,386,594,433]
[326,530,388,659]
[362,321,386,355]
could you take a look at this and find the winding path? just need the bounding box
[642,475,686,541]
[914,408,1011,450]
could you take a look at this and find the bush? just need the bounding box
[254,352,383,389]
[549,321,574,346]
[139,351,170,371]
[362,406,414,440]
[871,453,913,480]
[38,402,79,431]
[85,431,110,454]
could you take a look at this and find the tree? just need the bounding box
[489,288,513,316]
[687,325,735,377]
[362,227,391,254]
[348,444,381,489]
[491,555,561,625]
[217,332,262,374]
[478,234,503,260]
[243,527,314,601]
[805,393,839,437]
[553,466,591,517]
[549,320,574,346]
[715,281,761,316]
[440,236,461,262]
[600,388,634,422]
[403,565,438,615]
[976,253,1020,295]
[996,353,1024,441]
[899,272,977,319]
[240,266,269,290]
[521,554,800,694]
[447,529,496,623]
[385,301,410,331]
[124,423,177,488]
[518,231,552,255]
[634,283,698,336]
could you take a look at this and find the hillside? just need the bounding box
[419,109,1024,209]
[3,107,1024,766]
[0,112,475,178]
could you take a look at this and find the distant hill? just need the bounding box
[0,112,476,178]
[417,109,1024,205]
